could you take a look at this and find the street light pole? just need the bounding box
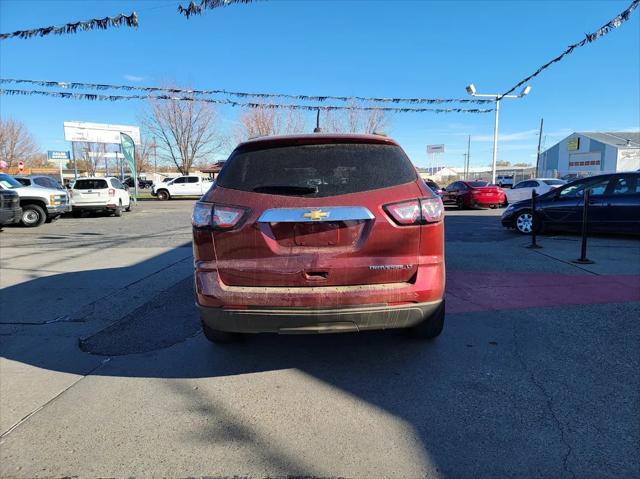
[465,84,531,185]
[491,99,500,185]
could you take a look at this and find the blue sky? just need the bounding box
[1,0,638,168]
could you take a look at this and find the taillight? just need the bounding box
[192,202,247,230]
[108,188,116,197]
[420,197,444,222]
[385,197,443,225]
[385,200,421,225]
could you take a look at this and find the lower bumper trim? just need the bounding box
[197,300,443,334]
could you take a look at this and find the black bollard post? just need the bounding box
[527,190,542,249]
[573,187,594,264]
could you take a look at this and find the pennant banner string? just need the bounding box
[0,12,138,40]
[178,0,258,18]
[0,78,493,105]
[499,0,639,99]
[0,89,494,114]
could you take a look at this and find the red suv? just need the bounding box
[192,134,445,342]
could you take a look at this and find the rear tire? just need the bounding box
[407,300,445,339]
[125,201,132,212]
[113,200,122,217]
[202,322,242,344]
[21,204,46,227]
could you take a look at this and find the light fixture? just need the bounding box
[520,85,532,97]
[465,84,477,95]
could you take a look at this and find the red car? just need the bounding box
[192,134,446,343]
[442,180,505,209]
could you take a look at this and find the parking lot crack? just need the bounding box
[512,321,576,479]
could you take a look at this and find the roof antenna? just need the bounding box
[313,108,322,133]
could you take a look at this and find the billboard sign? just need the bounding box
[427,144,445,154]
[63,121,141,145]
[47,150,71,163]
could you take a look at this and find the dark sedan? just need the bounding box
[501,172,640,234]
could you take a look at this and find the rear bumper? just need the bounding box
[72,203,118,211]
[198,299,443,334]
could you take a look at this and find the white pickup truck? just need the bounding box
[152,176,212,200]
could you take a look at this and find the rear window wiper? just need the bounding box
[252,185,318,196]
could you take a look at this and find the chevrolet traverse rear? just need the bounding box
[192,134,445,342]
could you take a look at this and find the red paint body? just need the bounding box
[192,134,445,320]
[443,181,505,208]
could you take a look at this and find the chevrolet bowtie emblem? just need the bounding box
[303,209,329,221]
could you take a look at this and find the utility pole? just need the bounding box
[466,135,471,180]
[463,153,468,180]
[535,118,544,177]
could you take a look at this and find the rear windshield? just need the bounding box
[217,143,417,197]
[542,179,565,186]
[467,181,489,187]
[74,179,108,190]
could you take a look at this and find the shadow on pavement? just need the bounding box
[2,231,639,477]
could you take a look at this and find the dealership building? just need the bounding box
[539,131,640,178]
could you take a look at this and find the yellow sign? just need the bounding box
[567,138,580,151]
[303,209,329,221]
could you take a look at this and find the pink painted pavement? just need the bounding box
[446,271,640,313]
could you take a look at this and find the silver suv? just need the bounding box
[0,173,71,227]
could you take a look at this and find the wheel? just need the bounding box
[21,204,46,227]
[113,200,122,217]
[456,197,466,209]
[514,210,541,235]
[407,300,445,339]
[125,201,132,212]
[157,190,170,201]
[202,322,242,344]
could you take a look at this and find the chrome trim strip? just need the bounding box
[258,206,374,223]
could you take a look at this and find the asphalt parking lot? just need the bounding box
[1,201,639,478]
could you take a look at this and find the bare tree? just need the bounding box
[75,142,106,176]
[141,93,222,175]
[235,105,306,142]
[25,152,49,167]
[0,118,39,167]
[321,102,389,134]
[134,138,153,174]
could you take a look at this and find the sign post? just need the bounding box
[47,150,71,184]
[427,144,445,176]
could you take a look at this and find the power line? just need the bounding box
[499,0,639,99]
[0,78,494,105]
[0,88,494,114]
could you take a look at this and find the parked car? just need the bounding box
[123,176,153,189]
[501,172,640,234]
[0,173,71,227]
[504,178,566,204]
[152,175,211,200]
[496,175,514,188]
[442,180,506,209]
[70,177,131,217]
[0,188,21,227]
[15,175,65,190]
[192,133,446,343]
[424,179,444,196]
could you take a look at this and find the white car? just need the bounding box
[152,175,211,200]
[71,177,131,217]
[504,178,566,204]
